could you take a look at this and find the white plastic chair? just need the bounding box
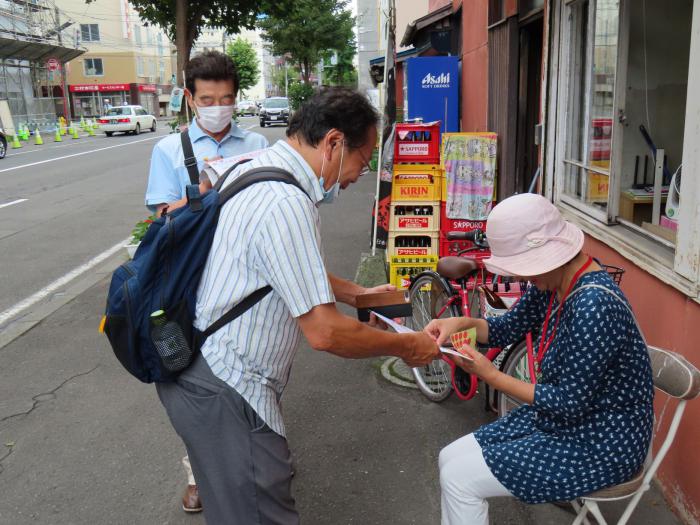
[571,346,700,525]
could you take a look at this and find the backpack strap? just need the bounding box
[218,166,310,204]
[180,129,199,185]
[195,167,311,350]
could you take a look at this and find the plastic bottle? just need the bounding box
[150,310,193,372]
[481,287,508,310]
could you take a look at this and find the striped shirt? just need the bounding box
[194,140,335,436]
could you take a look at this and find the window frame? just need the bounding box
[80,24,100,42]
[83,57,104,76]
[545,0,700,298]
[136,56,144,76]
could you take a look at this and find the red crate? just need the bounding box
[439,232,491,259]
[394,122,441,164]
[439,202,487,235]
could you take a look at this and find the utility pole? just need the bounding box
[284,61,288,98]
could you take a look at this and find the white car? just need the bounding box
[98,105,157,136]
[237,99,258,116]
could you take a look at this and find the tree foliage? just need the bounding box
[92,0,292,86]
[226,38,259,97]
[287,82,315,111]
[323,46,358,87]
[258,0,355,85]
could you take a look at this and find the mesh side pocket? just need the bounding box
[150,301,195,373]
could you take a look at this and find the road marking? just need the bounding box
[0,135,161,174]
[0,237,130,327]
[0,198,28,209]
[5,136,105,157]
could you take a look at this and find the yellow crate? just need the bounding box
[389,255,439,290]
[387,232,439,258]
[391,164,442,202]
[389,201,440,232]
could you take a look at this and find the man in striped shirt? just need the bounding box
[156,87,439,524]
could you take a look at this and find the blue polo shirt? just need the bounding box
[145,118,269,210]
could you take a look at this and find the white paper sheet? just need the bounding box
[370,311,473,361]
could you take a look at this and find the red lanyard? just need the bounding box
[536,257,593,363]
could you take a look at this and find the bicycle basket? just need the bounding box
[600,264,625,285]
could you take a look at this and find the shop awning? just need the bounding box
[401,3,453,48]
[0,37,86,63]
[369,44,431,84]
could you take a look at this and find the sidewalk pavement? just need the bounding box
[0,261,683,524]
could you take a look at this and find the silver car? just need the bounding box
[98,105,157,136]
[237,100,258,116]
[259,97,290,127]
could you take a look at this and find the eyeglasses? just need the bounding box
[358,148,373,177]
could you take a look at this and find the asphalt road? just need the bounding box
[0,118,679,524]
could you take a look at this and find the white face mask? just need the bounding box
[194,104,235,133]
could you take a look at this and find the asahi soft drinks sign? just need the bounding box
[406,56,459,133]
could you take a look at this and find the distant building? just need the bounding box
[55,0,175,118]
[0,0,84,130]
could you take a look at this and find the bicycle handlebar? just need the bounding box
[445,229,489,249]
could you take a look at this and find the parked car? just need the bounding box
[98,105,157,136]
[259,97,290,127]
[237,99,258,116]
[0,127,6,159]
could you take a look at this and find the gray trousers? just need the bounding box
[156,354,298,525]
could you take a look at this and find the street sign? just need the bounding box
[47,58,60,72]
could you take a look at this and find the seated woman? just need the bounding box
[426,194,654,525]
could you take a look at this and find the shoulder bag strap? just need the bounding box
[180,129,199,185]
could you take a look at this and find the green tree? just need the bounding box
[258,0,354,85]
[287,82,314,111]
[87,0,291,86]
[323,46,358,87]
[226,38,259,97]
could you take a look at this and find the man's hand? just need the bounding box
[363,283,396,294]
[424,317,469,346]
[401,332,440,367]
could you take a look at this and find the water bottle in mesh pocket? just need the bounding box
[150,310,193,372]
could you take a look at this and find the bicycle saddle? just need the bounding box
[437,256,479,281]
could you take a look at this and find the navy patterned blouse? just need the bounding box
[474,270,654,504]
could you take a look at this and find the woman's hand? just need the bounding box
[424,317,469,346]
[450,344,498,383]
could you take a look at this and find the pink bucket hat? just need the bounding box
[483,194,584,277]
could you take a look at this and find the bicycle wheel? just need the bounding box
[407,272,459,402]
[497,339,531,417]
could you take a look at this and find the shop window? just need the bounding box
[84,58,103,76]
[80,24,100,42]
[551,0,695,288]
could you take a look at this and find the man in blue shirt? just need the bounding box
[146,50,268,215]
[145,50,267,512]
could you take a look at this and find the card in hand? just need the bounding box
[450,328,477,356]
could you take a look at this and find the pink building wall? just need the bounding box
[583,235,700,523]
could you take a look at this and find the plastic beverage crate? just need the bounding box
[389,201,440,233]
[391,164,443,202]
[439,202,486,234]
[388,232,439,258]
[388,255,439,290]
[439,232,492,259]
[394,122,441,164]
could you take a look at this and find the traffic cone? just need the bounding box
[10,134,22,149]
[72,125,80,139]
[54,127,62,142]
[19,125,27,141]
[60,123,67,136]
[87,125,95,136]
[34,128,44,145]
